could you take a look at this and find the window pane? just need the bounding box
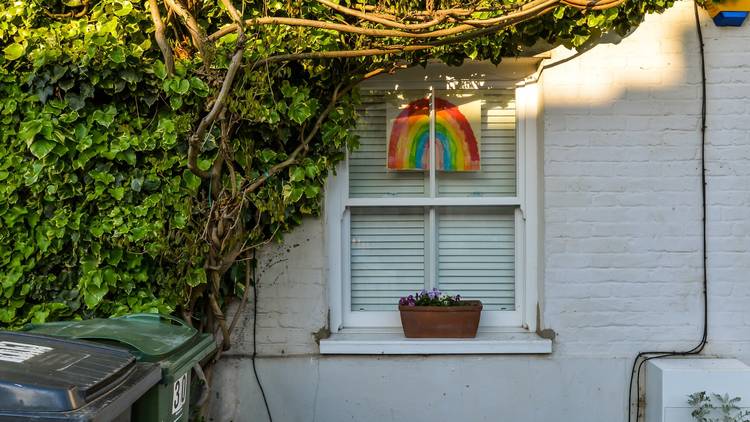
[437,91,517,197]
[349,90,428,198]
[350,207,426,311]
[437,207,515,311]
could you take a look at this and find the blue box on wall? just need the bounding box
[705,0,750,26]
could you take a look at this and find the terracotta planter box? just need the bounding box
[399,300,482,338]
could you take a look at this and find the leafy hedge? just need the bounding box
[0,2,207,326]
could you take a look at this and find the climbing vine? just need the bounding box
[1,0,677,381]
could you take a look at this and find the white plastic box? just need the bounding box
[646,358,750,422]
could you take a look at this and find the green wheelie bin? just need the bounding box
[25,313,216,422]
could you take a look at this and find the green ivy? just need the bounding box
[0,0,676,328]
[0,1,207,326]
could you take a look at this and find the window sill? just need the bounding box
[319,329,552,355]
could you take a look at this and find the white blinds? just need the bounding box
[437,208,515,311]
[438,92,517,197]
[349,92,427,198]
[350,207,426,311]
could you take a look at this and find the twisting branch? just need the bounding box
[148,0,174,76]
[164,0,206,57]
[209,0,559,41]
[186,0,247,178]
[250,0,559,64]
[562,0,628,10]
[314,0,449,31]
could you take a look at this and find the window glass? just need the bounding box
[437,90,517,197]
[350,207,426,311]
[437,207,515,311]
[349,90,429,198]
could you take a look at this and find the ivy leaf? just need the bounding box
[18,120,43,145]
[305,185,320,198]
[169,96,183,109]
[110,187,125,200]
[92,106,116,128]
[3,43,24,61]
[173,79,190,95]
[190,77,209,97]
[186,267,206,287]
[288,103,312,124]
[290,167,306,182]
[112,0,133,16]
[110,46,126,63]
[182,170,202,192]
[153,61,167,80]
[260,149,276,163]
[83,285,109,308]
[29,140,56,159]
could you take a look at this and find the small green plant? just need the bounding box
[689,392,750,422]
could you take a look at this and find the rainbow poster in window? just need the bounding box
[386,95,481,172]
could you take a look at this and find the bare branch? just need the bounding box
[148,0,174,76]
[315,0,448,31]
[187,0,247,178]
[164,0,206,57]
[208,0,624,42]
[252,0,559,64]
[562,0,627,10]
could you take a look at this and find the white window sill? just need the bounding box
[319,329,552,355]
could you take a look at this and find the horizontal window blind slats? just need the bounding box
[351,283,425,290]
[439,242,514,249]
[349,92,427,198]
[439,262,513,270]
[438,93,516,198]
[351,277,424,284]
[437,208,515,311]
[351,249,424,256]
[350,207,426,311]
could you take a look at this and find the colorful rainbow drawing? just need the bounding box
[387,97,480,171]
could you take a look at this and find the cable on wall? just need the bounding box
[626,2,709,421]
[252,249,274,422]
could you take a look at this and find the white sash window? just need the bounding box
[326,62,541,331]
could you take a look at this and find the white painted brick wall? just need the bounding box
[225,219,327,356]
[542,1,750,359]
[214,3,750,420]
[224,1,750,361]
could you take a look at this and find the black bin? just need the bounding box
[0,332,160,421]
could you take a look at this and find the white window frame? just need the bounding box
[325,63,541,334]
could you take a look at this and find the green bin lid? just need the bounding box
[25,313,199,361]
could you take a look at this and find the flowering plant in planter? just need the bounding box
[398,288,463,307]
[398,288,482,338]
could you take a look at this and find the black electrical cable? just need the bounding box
[251,250,274,422]
[626,2,709,421]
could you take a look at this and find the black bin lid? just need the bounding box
[0,332,137,412]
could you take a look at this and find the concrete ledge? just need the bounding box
[320,330,552,355]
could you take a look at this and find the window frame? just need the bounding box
[326,63,541,333]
